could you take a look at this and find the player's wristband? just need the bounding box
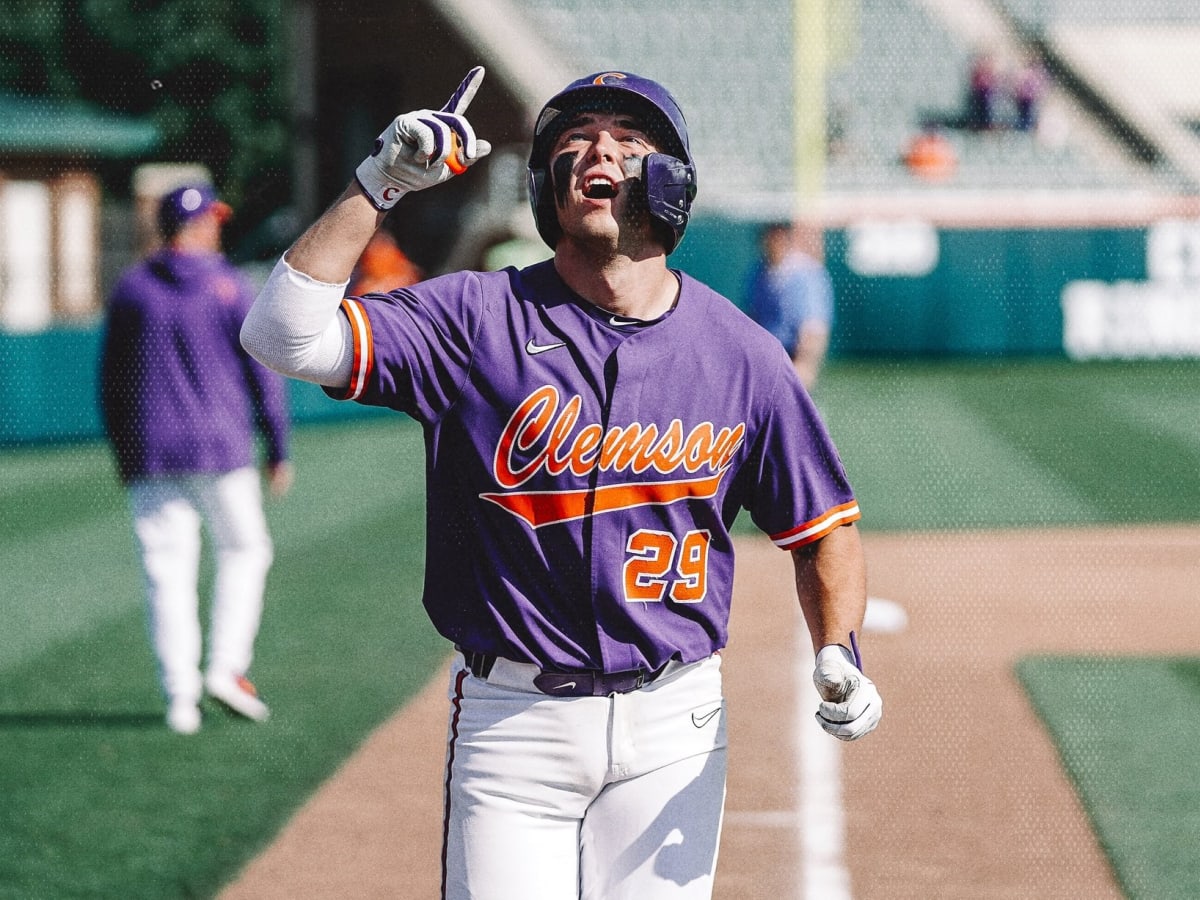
[354,157,407,211]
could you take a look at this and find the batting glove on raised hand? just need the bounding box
[355,66,493,211]
[813,643,882,741]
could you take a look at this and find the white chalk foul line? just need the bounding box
[797,639,852,900]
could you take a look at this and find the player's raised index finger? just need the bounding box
[442,66,485,115]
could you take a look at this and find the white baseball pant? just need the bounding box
[442,651,727,899]
[129,467,273,705]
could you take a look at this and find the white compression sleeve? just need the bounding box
[240,257,355,388]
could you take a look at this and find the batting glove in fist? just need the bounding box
[355,66,493,210]
[813,643,882,741]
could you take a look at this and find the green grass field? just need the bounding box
[816,357,1200,530]
[2,358,1198,897]
[1,417,443,898]
[1018,656,1200,900]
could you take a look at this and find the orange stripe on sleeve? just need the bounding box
[340,299,374,401]
[770,500,862,550]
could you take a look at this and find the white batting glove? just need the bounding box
[355,66,493,211]
[813,643,882,741]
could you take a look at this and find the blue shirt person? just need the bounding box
[745,222,834,390]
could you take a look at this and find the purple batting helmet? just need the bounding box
[527,71,697,253]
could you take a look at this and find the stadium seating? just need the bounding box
[514,0,1196,202]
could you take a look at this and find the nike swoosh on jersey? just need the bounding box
[609,315,640,327]
[691,707,721,728]
[525,338,566,355]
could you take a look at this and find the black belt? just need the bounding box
[460,649,668,697]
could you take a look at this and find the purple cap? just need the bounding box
[157,183,232,237]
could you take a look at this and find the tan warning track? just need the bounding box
[223,526,1198,898]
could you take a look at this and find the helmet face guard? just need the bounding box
[527,72,697,253]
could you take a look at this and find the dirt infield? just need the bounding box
[221,525,1199,899]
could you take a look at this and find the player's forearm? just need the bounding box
[240,184,384,388]
[791,522,867,652]
[285,182,387,284]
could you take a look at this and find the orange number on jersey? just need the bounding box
[670,529,711,604]
[623,530,676,602]
[623,529,711,604]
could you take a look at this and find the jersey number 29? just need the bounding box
[623,529,712,604]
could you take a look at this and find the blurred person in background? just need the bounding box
[966,51,1001,131]
[348,227,424,295]
[99,183,293,735]
[745,221,834,391]
[1013,54,1050,132]
[903,121,958,183]
[744,221,909,636]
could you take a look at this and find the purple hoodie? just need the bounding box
[99,248,289,484]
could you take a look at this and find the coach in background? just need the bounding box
[99,183,293,735]
[745,221,834,391]
[241,67,880,897]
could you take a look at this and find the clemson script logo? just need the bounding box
[480,385,745,528]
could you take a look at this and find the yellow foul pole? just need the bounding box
[794,0,827,255]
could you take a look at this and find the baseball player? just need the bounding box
[240,68,881,898]
[100,183,293,735]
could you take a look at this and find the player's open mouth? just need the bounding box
[583,177,618,200]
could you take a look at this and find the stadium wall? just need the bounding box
[1,213,1194,445]
[0,330,386,447]
[682,214,1196,359]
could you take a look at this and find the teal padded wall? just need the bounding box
[0,218,1155,446]
[825,226,1145,356]
[679,215,1147,357]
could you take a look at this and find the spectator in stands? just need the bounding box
[744,222,834,391]
[966,52,1001,131]
[1013,55,1049,132]
[903,122,958,182]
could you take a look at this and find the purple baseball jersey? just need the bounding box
[100,249,290,483]
[329,260,859,672]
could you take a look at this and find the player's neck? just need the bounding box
[554,242,677,320]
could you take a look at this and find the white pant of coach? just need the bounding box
[130,467,273,707]
[443,652,728,899]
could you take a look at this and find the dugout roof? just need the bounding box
[0,92,159,159]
